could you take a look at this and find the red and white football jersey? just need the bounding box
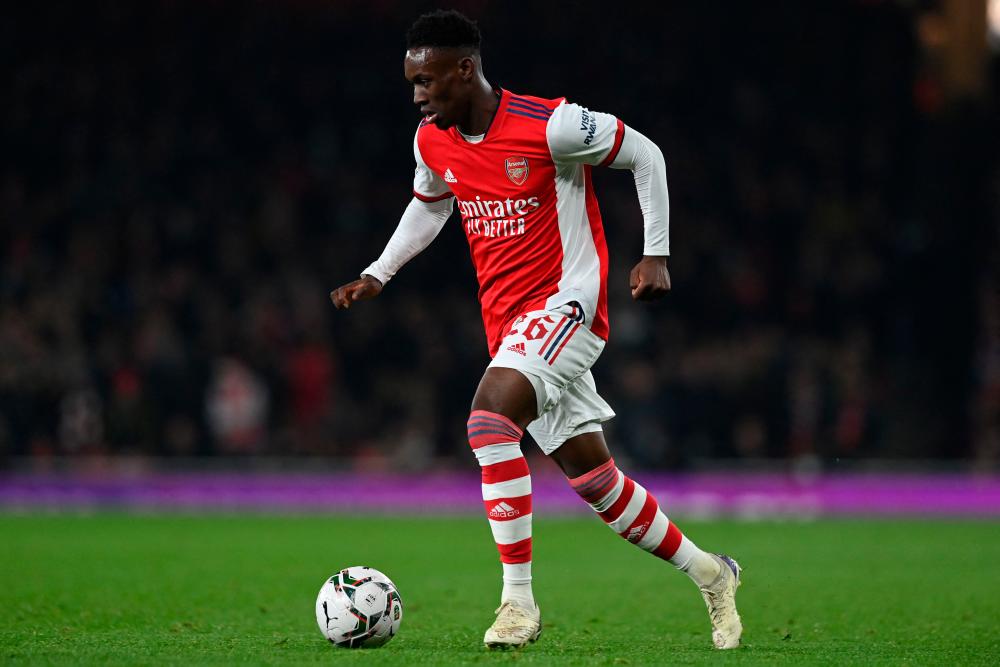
[413,89,625,356]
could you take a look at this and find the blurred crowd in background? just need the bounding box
[2,1,998,469]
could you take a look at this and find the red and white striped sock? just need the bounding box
[468,409,534,607]
[567,458,721,586]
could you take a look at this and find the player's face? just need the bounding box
[404,47,471,130]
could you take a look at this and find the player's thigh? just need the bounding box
[470,367,538,429]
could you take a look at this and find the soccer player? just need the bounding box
[330,10,743,650]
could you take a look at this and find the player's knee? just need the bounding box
[467,409,524,450]
[551,431,612,479]
[566,458,619,503]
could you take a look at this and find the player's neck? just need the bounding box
[456,81,500,137]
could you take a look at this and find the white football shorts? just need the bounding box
[488,302,615,454]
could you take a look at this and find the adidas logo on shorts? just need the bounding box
[444,168,458,183]
[489,501,520,519]
[506,342,526,356]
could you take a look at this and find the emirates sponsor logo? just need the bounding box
[457,196,540,239]
[489,501,520,519]
[626,522,650,543]
[456,196,540,219]
[505,156,529,185]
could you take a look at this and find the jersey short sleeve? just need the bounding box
[545,102,626,167]
[412,129,453,202]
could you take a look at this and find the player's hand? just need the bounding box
[629,256,671,301]
[330,275,383,309]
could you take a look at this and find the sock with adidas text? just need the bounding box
[468,409,535,608]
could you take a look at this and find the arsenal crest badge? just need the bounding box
[505,156,529,185]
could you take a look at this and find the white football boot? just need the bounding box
[483,601,542,649]
[699,554,743,649]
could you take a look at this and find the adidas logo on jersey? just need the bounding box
[626,521,650,543]
[506,342,526,356]
[489,501,520,519]
[443,168,457,183]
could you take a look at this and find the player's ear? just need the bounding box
[457,55,476,81]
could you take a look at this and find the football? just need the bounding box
[315,566,403,648]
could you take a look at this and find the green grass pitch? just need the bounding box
[2,515,999,665]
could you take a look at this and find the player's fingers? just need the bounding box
[629,267,640,290]
[631,278,646,300]
[636,280,668,301]
[349,283,370,301]
[642,285,667,301]
[330,287,353,309]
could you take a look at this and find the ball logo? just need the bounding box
[505,156,529,185]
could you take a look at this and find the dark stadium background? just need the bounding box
[1,0,998,473]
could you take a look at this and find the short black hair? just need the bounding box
[406,10,481,51]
